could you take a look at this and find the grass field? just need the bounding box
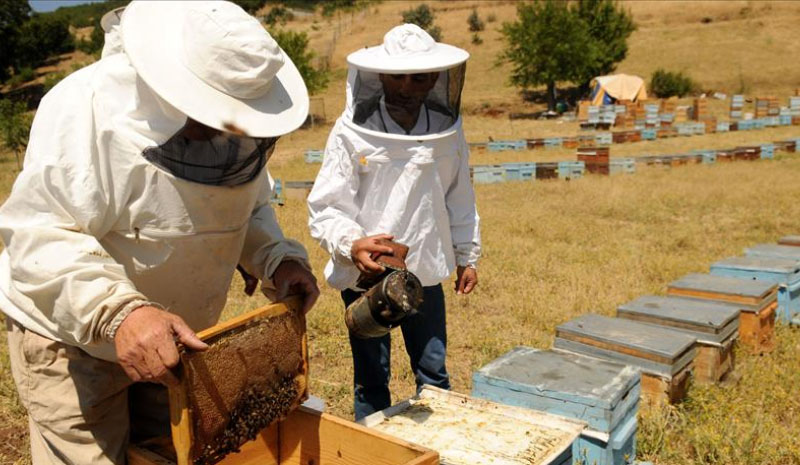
[2,1,800,465]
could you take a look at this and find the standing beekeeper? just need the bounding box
[0,2,319,463]
[307,24,481,420]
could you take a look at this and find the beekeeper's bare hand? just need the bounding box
[273,260,319,314]
[455,266,478,295]
[351,233,395,275]
[115,306,208,386]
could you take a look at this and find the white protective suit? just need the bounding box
[0,51,309,362]
[307,27,481,290]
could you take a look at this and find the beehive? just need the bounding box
[554,314,696,407]
[667,273,776,353]
[362,387,585,465]
[711,256,800,324]
[617,296,739,384]
[472,348,640,465]
[778,235,800,247]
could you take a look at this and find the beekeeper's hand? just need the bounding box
[115,306,208,386]
[351,233,395,275]
[455,265,478,295]
[273,259,320,314]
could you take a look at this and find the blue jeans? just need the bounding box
[342,284,450,420]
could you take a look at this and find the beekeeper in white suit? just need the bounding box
[0,2,318,463]
[307,24,481,420]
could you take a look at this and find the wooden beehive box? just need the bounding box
[666,273,776,353]
[710,256,800,324]
[129,406,438,465]
[778,235,800,247]
[617,296,740,384]
[362,386,585,465]
[554,314,696,407]
[164,299,309,465]
[472,348,640,465]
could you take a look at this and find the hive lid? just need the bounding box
[711,256,800,275]
[746,244,800,261]
[667,273,777,309]
[474,347,640,411]
[555,314,696,376]
[617,295,739,345]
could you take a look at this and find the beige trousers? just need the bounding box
[6,319,170,465]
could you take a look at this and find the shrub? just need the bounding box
[5,67,35,88]
[42,71,66,93]
[0,98,32,168]
[471,33,483,45]
[264,6,294,26]
[467,9,485,32]
[650,69,697,98]
[402,4,442,40]
[487,13,497,23]
[268,28,329,95]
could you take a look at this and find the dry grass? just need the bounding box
[2,1,800,464]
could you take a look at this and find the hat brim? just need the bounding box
[100,6,125,33]
[121,1,309,138]
[347,42,469,74]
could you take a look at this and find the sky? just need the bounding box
[29,0,105,13]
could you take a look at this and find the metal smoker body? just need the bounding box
[345,240,424,339]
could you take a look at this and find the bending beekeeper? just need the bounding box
[307,24,481,420]
[0,2,318,463]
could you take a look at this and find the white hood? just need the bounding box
[0,52,308,361]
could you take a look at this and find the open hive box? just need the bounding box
[129,297,437,465]
[361,386,585,465]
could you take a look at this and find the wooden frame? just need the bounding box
[168,297,308,465]
[129,407,438,465]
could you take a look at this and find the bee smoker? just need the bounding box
[345,240,424,339]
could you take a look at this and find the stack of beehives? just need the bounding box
[755,97,779,118]
[577,146,610,175]
[693,98,709,121]
[730,95,744,120]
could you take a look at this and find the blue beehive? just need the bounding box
[780,115,793,126]
[641,128,657,140]
[609,158,635,175]
[488,140,527,152]
[716,121,730,132]
[304,149,324,164]
[745,244,800,261]
[473,347,640,465]
[558,161,585,180]
[502,162,536,181]
[270,178,285,205]
[759,144,775,159]
[676,124,693,136]
[471,165,506,184]
[712,255,800,324]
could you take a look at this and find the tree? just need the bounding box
[0,0,31,81]
[499,1,593,111]
[401,4,442,41]
[574,0,635,86]
[14,13,74,71]
[0,98,32,169]
[269,28,329,96]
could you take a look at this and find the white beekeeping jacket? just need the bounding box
[0,52,309,362]
[307,26,480,290]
